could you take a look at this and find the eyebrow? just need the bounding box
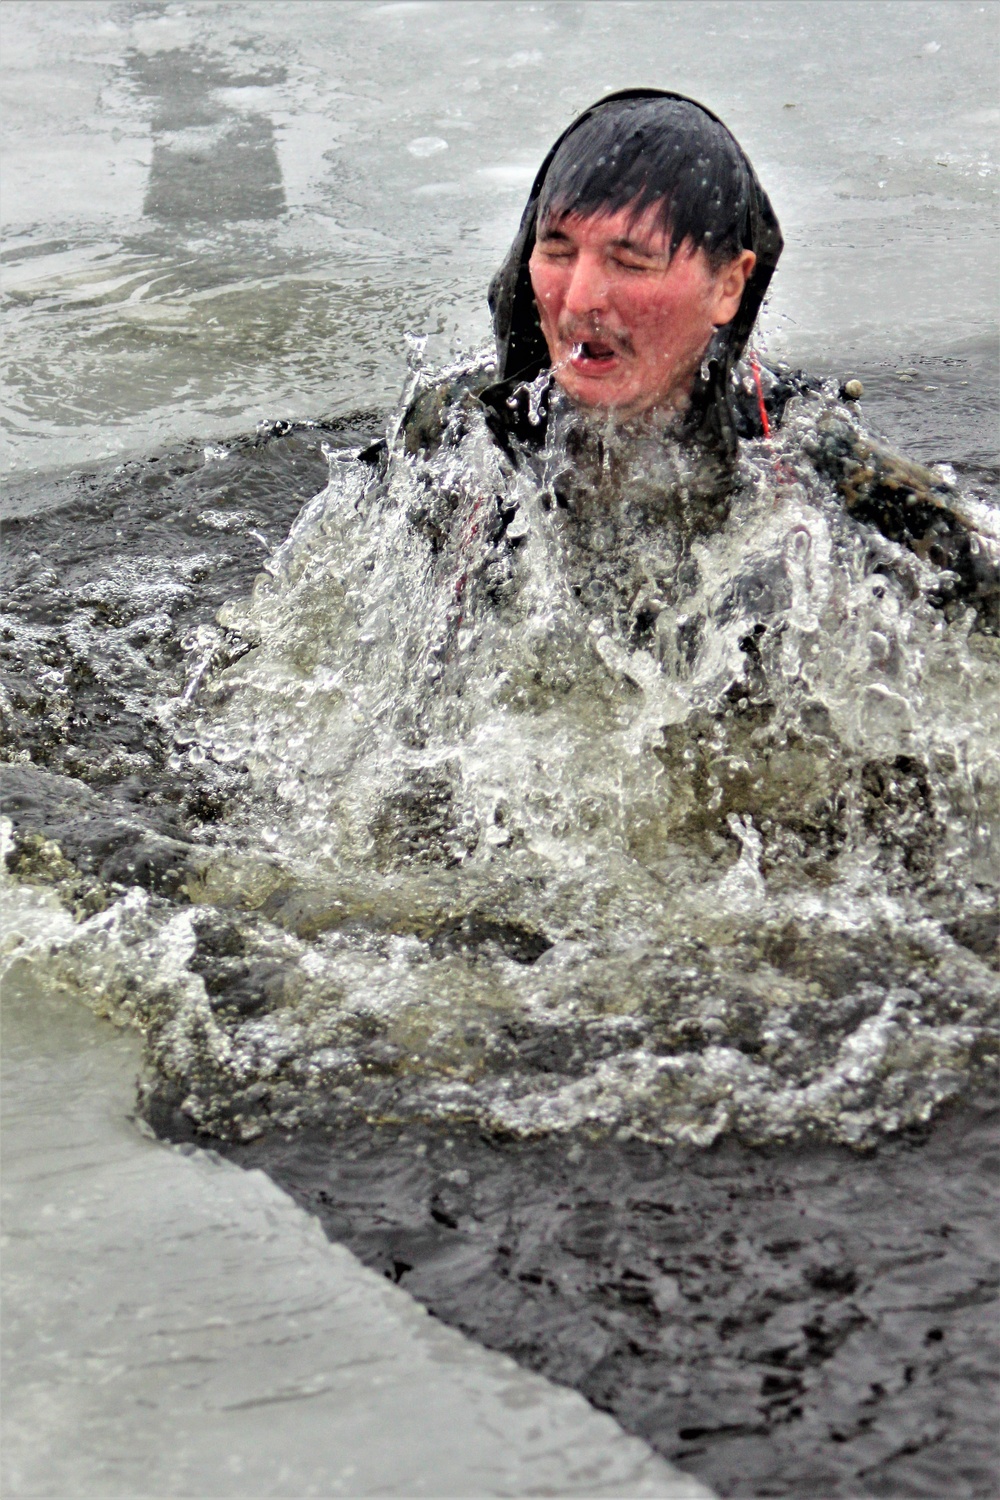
[608,236,665,255]
[536,224,667,256]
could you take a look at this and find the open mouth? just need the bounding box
[570,340,620,372]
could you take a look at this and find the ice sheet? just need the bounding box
[1,952,710,1499]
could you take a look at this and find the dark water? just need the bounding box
[0,418,367,791]
[221,1102,998,1500]
[2,355,998,1498]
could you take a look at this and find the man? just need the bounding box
[381,90,995,629]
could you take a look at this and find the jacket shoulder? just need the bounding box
[803,409,999,631]
[401,362,496,457]
[731,360,817,439]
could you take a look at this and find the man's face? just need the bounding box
[528,203,756,417]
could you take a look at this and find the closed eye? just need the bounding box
[612,254,658,272]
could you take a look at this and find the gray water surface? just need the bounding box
[3,0,998,476]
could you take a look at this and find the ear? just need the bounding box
[709,250,757,326]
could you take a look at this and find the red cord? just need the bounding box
[749,353,771,440]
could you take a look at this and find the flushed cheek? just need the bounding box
[637,297,712,364]
[529,263,565,328]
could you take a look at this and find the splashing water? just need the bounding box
[8,377,998,1148]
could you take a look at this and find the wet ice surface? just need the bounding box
[2,947,704,1500]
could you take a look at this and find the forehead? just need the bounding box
[537,202,672,252]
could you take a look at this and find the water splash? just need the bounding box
[7,381,998,1147]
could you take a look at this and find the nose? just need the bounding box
[562,249,609,319]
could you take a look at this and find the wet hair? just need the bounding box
[536,96,752,270]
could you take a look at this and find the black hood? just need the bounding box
[486,89,783,458]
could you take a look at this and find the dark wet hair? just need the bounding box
[536,97,752,270]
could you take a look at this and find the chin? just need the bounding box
[557,374,636,411]
[571,388,652,419]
